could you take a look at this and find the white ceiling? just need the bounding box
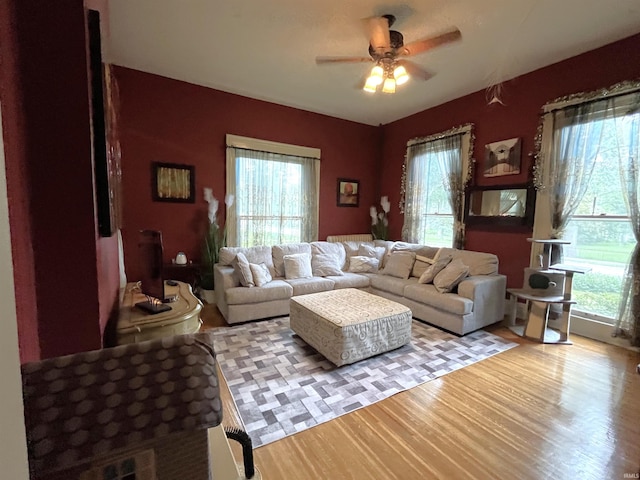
[106,0,640,126]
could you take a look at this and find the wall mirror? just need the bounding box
[465,184,535,227]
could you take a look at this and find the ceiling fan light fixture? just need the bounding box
[363,76,378,93]
[382,77,396,94]
[393,64,409,85]
[370,65,384,85]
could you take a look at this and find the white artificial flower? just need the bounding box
[203,187,214,204]
[208,197,219,224]
[369,206,377,225]
[380,195,390,213]
[225,194,235,207]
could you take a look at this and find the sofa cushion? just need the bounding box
[311,253,344,277]
[358,244,385,265]
[233,252,254,287]
[273,243,312,277]
[348,255,379,273]
[250,262,273,287]
[381,251,416,279]
[284,253,313,279]
[311,241,346,269]
[327,272,370,289]
[370,274,417,297]
[412,254,436,278]
[438,247,499,276]
[285,277,335,296]
[433,259,470,293]
[403,283,473,315]
[341,240,373,270]
[418,255,452,284]
[219,245,275,274]
[226,280,293,305]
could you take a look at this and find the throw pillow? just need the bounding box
[433,259,470,293]
[381,251,416,279]
[283,253,313,280]
[311,253,344,277]
[348,255,379,273]
[358,244,386,264]
[418,255,452,284]
[233,252,254,287]
[412,254,436,278]
[249,262,273,287]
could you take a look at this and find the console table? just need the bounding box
[116,280,203,345]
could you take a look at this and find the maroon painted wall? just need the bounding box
[1,0,121,361]
[115,67,383,281]
[381,33,640,288]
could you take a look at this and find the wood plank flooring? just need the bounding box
[201,305,640,480]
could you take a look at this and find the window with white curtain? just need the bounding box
[400,125,474,248]
[533,83,640,330]
[225,135,320,247]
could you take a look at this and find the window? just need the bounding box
[533,87,640,323]
[226,135,320,247]
[401,125,473,248]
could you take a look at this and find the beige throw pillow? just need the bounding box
[412,254,436,278]
[233,252,254,287]
[382,251,416,279]
[348,255,379,273]
[433,259,470,293]
[283,253,313,279]
[312,253,344,277]
[418,256,452,284]
[249,262,273,287]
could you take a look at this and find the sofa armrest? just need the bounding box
[457,274,507,323]
[214,264,238,319]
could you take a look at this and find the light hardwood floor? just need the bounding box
[201,305,640,480]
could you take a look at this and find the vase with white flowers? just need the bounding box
[370,195,390,240]
[199,188,234,303]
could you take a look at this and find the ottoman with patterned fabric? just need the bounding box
[290,288,413,366]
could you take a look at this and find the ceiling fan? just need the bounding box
[316,14,461,94]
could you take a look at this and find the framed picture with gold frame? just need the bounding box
[152,162,195,203]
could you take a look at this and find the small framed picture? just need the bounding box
[484,138,521,177]
[337,178,360,207]
[152,162,195,203]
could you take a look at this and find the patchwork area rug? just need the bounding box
[212,317,517,447]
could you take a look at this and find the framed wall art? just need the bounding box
[152,162,195,203]
[484,137,521,177]
[337,178,359,207]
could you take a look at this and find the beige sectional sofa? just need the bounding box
[213,238,506,335]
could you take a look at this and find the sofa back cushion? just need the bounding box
[219,245,275,274]
[439,248,499,276]
[310,241,345,276]
[273,243,312,277]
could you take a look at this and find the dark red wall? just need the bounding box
[381,33,640,288]
[115,67,383,281]
[1,0,121,361]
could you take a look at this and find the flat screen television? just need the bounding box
[136,230,174,313]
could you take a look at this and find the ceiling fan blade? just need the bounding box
[398,28,462,57]
[362,16,391,54]
[397,59,434,81]
[316,56,373,65]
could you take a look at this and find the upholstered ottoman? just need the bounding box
[290,288,412,366]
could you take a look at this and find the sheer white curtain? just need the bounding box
[433,135,465,249]
[537,102,607,263]
[400,125,473,248]
[612,93,640,346]
[226,136,320,247]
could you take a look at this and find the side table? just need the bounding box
[163,262,201,289]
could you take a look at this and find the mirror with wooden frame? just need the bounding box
[465,184,535,227]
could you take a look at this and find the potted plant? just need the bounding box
[370,195,390,240]
[199,189,233,304]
